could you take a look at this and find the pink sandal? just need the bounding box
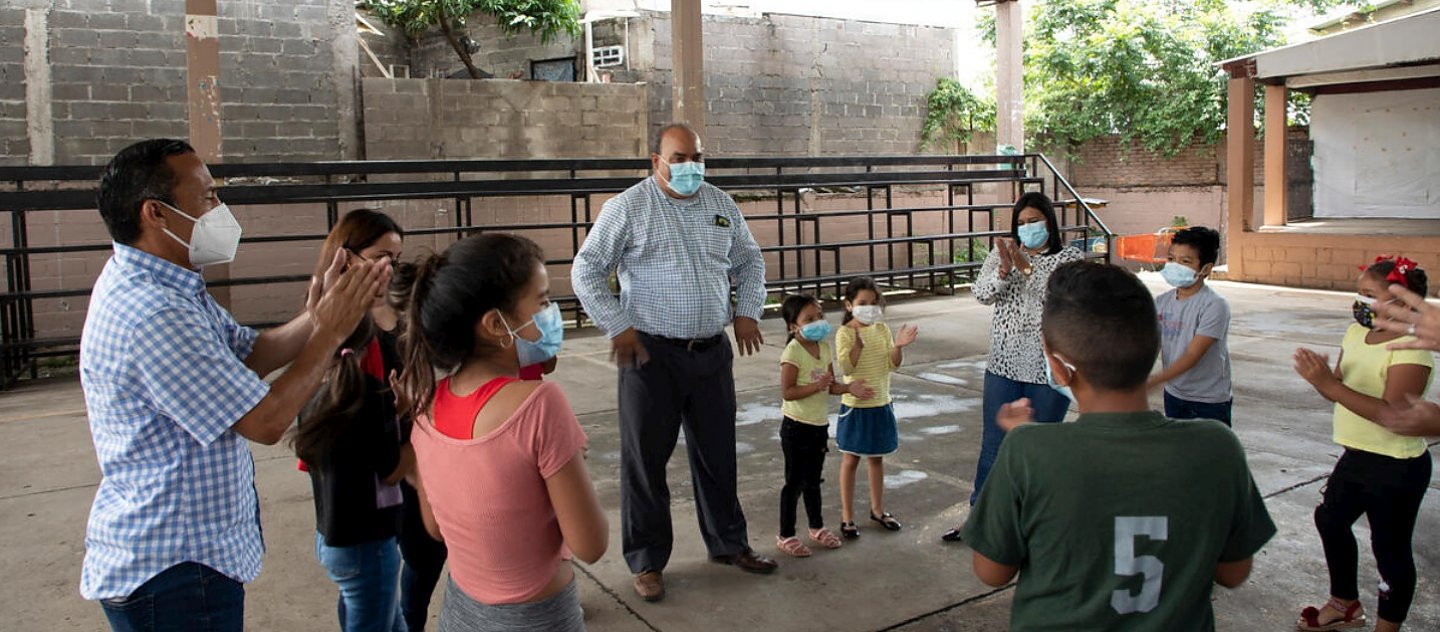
[808,527,842,550]
[775,535,812,557]
[1297,597,1366,631]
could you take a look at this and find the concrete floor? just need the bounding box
[2,273,1438,631]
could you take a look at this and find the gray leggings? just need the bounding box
[438,576,584,632]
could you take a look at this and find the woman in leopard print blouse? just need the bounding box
[943,192,1084,542]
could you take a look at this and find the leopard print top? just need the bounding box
[973,245,1085,383]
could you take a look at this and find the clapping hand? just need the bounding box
[1293,348,1339,397]
[847,378,876,400]
[894,324,919,348]
[997,397,1035,433]
[812,369,834,391]
[995,238,1017,279]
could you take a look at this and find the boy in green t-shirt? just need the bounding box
[962,261,1276,631]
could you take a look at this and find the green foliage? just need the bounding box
[361,0,581,78]
[981,0,1369,156]
[362,0,580,41]
[920,78,997,152]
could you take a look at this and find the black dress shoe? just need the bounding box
[941,528,964,543]
[710,547,779,574]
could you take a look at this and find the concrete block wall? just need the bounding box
[645,12,954,156]
[218,0,344,162]
[0,5,27,165]
[2,0,351,166]
[399,10,957,157]
[362,78,648,160]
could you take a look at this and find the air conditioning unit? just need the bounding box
[592,45,624,68]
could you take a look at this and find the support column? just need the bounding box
[1263,83,1288,228]
[670,0,705,134]
[185,0,229,305]
[995,0,1024,153]
[1226,74,1256,278]
[329,0,360,160]
[23,1,53,166]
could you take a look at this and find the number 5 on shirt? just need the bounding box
[1111,516,1167,615]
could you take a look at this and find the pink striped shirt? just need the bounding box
[410,381,588,604]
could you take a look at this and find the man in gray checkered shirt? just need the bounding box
[572,123,776,602]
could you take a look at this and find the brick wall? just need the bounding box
[2,0,351,166]
[1229,232,1440,291]
[362,78,648,160]
[1059,129,1311,260]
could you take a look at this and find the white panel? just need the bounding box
[1312,88,1440,219]
[1252,8,1440,79]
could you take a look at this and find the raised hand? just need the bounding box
[307,247,348,321]
[996,238,1016,278]
[894,324,919,348]
[312,257,390,349]
[1375,283,1440,352]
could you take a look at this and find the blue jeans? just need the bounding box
[1163,391,1233,427]
[315,533,407,632]
[970,370,1072,505]
[100,562,244,632]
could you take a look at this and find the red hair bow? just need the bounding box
[1364,255,1419,288]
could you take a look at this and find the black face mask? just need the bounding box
[1353,299,1376,329]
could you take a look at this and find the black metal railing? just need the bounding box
[0,154,1111,386]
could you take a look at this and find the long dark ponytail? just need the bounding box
[392,233,545,418]
[289,314,379,466]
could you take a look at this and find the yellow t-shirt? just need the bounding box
[780,338,832,426]
[837,322,896,409]
[1333,323,1433,459]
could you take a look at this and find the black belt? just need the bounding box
[643,332,725,352]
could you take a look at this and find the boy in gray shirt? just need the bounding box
[1147,226,1232,425]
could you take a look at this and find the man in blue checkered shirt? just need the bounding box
[572,123,776,603]
[78,139,389,631]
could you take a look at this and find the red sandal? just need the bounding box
[1297,597,1366,631]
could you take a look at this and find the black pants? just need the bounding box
[619,332,749,574]
[779,418,829,537]
[1314,448,1431,623]
[399,480,448,632]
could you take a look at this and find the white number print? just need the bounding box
[1110,516,1168,615]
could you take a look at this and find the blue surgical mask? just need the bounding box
[798,320,832,342]
[662,159,705,197]
[504,302,564,367]
[1160,262,1199,288]
[1017,222,1049,249]
[1042,350,1075,401]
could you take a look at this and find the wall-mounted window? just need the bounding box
[531,57,577,82]
[592,45,624,68]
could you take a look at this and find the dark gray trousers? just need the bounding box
[619,332,749,574]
